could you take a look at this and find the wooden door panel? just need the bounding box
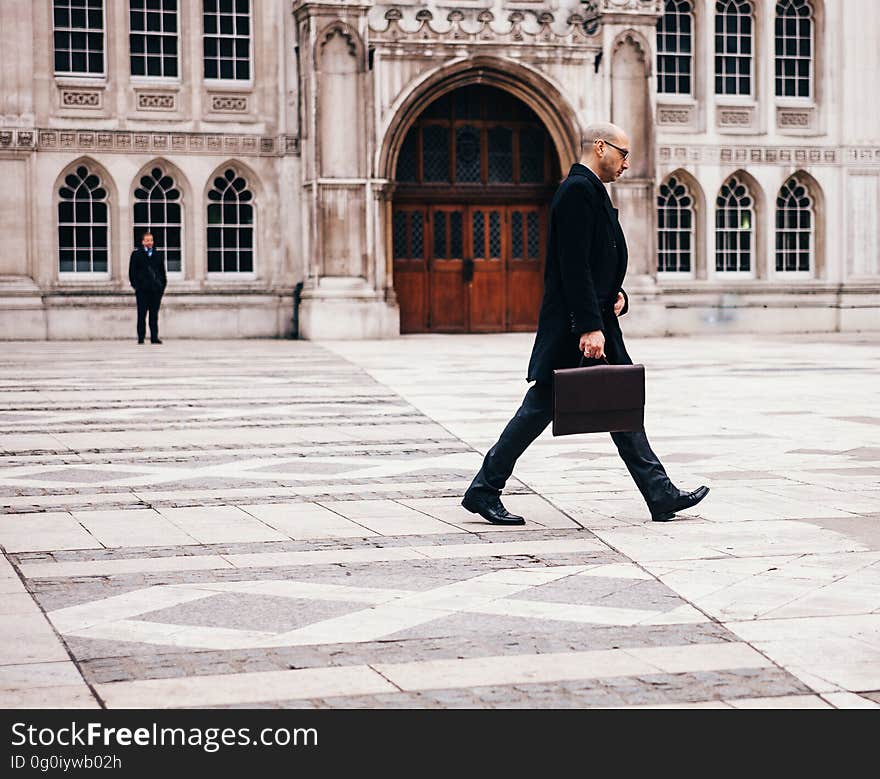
[429,206,466,332]
[469,206,506,332]
[392,207,428,334]
[507,206,545,331]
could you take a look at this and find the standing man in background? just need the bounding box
[128,231,166,344]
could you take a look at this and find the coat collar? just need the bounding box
[568,163,617,221]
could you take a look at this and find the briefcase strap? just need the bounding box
[579,355,610,367]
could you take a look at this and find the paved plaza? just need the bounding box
[1,332,879,709]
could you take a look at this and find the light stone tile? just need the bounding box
[726,695,833,709]
[374,648,657,691]
[159,506,288,544]
[0,685,99,709]
[0,613,70,664]
[821,692,880,709]
[0,593,43,617]
[596,520,866,563]
[19,554,233,579]
[73,508,200,548]
[238,502,378,539]
[614,701,733,709]
[576,563,655,580]
[0,661,85,689]
[96,665,396,708]
[68,620,277,651]
[414,538,606,560]
[0,512,99,552]
[469,599,704,627]
[623,642,773,675]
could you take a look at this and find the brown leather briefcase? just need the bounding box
[552,359,645,436]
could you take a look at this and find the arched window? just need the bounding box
[715,0,753,96]
[657,0,694,95]
[658,176,695,273]
[57,164,108,274]
[133,167,182,273]
[716,175,753,273]
[776,176,813,273]
[207,168,254,273]
[393,86,553,187]
[775,0,813,98]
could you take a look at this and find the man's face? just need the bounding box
[142,234,154,250]
[597,136,630,183]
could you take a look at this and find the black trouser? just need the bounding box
[135,289,162,342]
[466,319,678,510]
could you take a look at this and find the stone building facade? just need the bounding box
[1,0,878,340]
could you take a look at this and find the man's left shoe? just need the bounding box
[650,485,710,522]
[151,338,163,344]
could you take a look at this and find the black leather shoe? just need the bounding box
[137,339,144,344]
[151,338,163,344]
[461,493,525,526]
[650,485,710,522]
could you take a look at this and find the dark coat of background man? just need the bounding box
[462,122,709,526]
[128,232,166,344]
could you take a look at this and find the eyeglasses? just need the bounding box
[598,139,629,161]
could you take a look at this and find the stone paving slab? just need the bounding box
[2,335,879,708]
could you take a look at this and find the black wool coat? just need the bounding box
[128,248,167,294]
[527,163,630,384]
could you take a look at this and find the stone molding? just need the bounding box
[210,94,249,113]
[657,144,880,165]
[601,0,664,12]
[60,89,102,109]
[137,92,176,111]
[0,130,36,149]
[370,6,600,46]
[0,128,299,156]
[777,105,817,133]
[717,105,756,130]
[657,104,695,126]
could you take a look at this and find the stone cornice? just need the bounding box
[369,6,600,47]
[0,128,300,157]
[658,144,880,166]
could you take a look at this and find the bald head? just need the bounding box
[581,122,627,153]
[580,122,630,183]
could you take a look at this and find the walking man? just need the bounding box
[462,123,709,525]
[128,231,166,344]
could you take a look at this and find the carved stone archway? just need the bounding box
[378,56,582,185]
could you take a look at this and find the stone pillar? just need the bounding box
[293,0,399,339]
[602,1,664,334]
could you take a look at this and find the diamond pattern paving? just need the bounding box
[1,335,879,709]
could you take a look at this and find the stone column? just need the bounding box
[601,0,665,335]
[293,0,399,339]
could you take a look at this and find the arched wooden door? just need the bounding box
[392,86,558,334]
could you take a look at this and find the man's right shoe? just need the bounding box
[650,485,710,522]
[137,339,144,344]
[461,493,525,526]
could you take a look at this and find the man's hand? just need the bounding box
[579,330,605,360]
[613,292,625,317]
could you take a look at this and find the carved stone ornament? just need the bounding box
[719,109,753,126]
[656,145,855,165]
[0,127,299,157]
[211,94,248,112]
[777,107,814,129]
[658,107,692,124]
[372,7,598,46]
[61,90,101,108]
[138,93,176,111]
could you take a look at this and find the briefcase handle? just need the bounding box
[579,355,610,367]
